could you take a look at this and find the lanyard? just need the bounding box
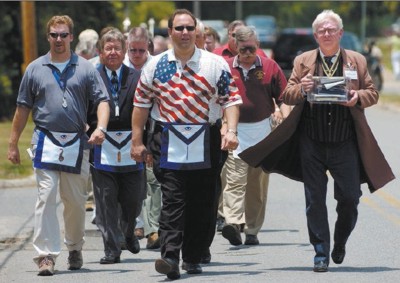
[51,63,70,108]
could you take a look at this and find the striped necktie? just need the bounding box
[111,70,119,93]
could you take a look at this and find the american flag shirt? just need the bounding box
[134,47,242,124]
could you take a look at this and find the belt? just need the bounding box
[153,119,222,128]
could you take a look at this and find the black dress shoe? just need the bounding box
[222,224,242,245]
[200,248,211,264]
[182,262,202,274]
[126,237,140,254]
[313,260,328,272]
[244,234,259,245]
[100,255,121,264]
[331,244,346,264]
[155,257,180,280]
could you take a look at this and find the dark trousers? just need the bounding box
[151,124,221,263]
[91,168,145,257]
[299,133,362,263]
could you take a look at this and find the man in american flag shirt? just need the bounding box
[131,9,242,280]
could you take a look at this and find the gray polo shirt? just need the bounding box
[17,52,109,146]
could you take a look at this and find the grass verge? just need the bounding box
[0,121,34,179]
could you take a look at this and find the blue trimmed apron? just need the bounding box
[34,128,84,174]
[160,123,210,170]
[94,130,143,172]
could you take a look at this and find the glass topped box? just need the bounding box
[307,76,350,103]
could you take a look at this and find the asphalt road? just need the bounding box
[0,102,399,283]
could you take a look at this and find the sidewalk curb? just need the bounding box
[0,174,36,189]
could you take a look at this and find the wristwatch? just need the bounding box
[97,126,107,134]
[227,129,238,136]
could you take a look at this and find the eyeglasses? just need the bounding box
[173,26,196,32]
[129,48,146,54]
[239,46,257,54]
[316,28,338,36]
[49,32,70,39]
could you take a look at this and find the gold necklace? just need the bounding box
[322,57,339,77]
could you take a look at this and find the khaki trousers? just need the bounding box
[221,151,269,235]
[33,150,89,264]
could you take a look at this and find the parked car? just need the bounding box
[271,28,316,79]
[245,15,277,48]
[271,28,383,90]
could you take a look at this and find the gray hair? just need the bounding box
[234,26,259,43]
[312,10,343,32]
[98,28,126,53]
[127,27,151,45]
[75,29,99,58]
[196,18,205,33]
[228,20,244,33]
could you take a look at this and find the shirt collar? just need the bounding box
[232,55,262,68]
[105,65,122,78]
[167,47,201,67]
[319,48,340,60]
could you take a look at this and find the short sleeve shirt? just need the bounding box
[17,52,109,144]
[134,47,242,124]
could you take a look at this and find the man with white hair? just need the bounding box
[75,29,99,60]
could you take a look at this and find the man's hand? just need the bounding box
[340,90,359,107]
[221,129,239,151]
[8,144,21,164]
[131,143,147,163]
[301,73,315,93]
[88,128,106,145]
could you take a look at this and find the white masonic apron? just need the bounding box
[160,123,210,170]
[94,130,143,172]
[34,128,84,174]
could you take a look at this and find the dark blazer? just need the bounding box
[239,48,395,193]
[88,63,141,134]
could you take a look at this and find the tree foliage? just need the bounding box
[110,1,175,30]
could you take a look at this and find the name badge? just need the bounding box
[344,68,358,80]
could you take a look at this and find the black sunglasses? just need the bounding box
[49,32,70,39]
[129,48,146,54]
[173,25,196,32]
[239,46,257,54]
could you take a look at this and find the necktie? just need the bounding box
[111,71,119,93]
[324,56,333,68]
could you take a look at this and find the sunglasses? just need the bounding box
[231,33,236,38]
[49,32,70,39]
[173,25,196,32]
[129,48,146,54]
[239,46,257,54]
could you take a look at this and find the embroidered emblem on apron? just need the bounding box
[34,128,83,174]
[94,130,143,172]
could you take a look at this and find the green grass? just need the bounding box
[380,93,400,107]
[0,120,34,179]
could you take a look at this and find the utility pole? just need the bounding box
[21,1,37,73]
[193,1,201,19]
[361,1,366,44]
[235,1,243,21]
